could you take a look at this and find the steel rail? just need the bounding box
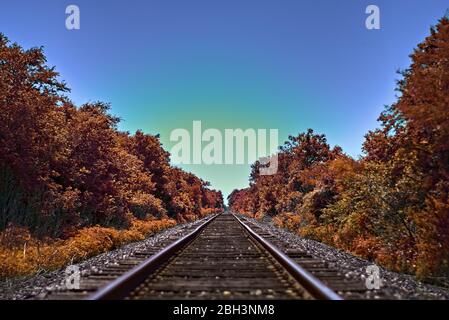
[87,214,220,300]
[232,214,343,300]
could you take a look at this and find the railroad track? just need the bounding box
[47,212,369,300]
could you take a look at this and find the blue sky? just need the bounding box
[1,0,447,199]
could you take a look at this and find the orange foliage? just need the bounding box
[0,33,223,233]
[230,17,449,279]
[0,33,224,278]
[0,218,176,278]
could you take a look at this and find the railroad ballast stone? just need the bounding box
[0,217,208,300]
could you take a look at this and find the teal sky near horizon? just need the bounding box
[1,1,448,200]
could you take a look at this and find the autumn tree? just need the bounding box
[0,33,223,239]
[230,17,449,278]
[0,34,70,236]
[363,18,449,276]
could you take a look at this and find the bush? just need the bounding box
[0,217,176,279]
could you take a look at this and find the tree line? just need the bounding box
[0,33,224,240]
[229,18,449,279]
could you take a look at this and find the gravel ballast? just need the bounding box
[238,214,449,300]
[0,217,208,300]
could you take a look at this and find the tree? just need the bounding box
[230,18,449,278]
[0,33,223,239]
